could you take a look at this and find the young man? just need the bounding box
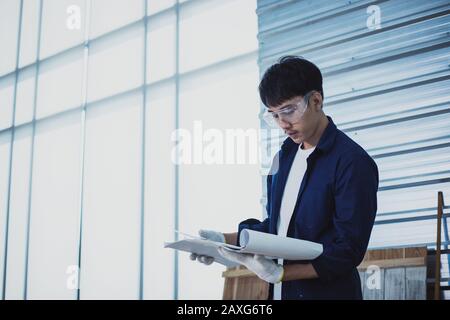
[191,56,379,300]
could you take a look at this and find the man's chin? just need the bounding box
[289,135,303,144]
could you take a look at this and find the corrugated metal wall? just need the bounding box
[256,0,450,252]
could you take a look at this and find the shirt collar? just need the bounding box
[281,116,337,154]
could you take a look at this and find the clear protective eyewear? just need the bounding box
[262,91,314,128]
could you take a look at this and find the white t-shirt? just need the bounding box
[273,143,315,300]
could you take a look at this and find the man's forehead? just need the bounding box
[268,95,301,111]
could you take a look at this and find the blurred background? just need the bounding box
[0,0,449,299]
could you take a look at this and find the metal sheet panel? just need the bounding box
[257,0,450,249]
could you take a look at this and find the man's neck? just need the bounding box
[302,116,329,150]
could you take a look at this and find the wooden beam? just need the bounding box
[222,268,255,278]
[434,191,444,300]
[358,257,426,270]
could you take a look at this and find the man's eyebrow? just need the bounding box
[268,102,296,113]
[275,104,295,111]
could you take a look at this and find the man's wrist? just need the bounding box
[282,263,319,281]
[223,232,237,245]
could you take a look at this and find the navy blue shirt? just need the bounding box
[237,116,379,300]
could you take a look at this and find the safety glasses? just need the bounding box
[262,91,313,128]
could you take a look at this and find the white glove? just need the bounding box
[218,247,284,284]
[198,229,225,243]
[190,229,225,265]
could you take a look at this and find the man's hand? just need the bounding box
[218,247,284,284]
[190,229,225,265]
[198,229,226,243]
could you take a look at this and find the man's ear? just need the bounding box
[312,91,323,111]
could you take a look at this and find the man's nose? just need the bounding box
[278,118,291,129]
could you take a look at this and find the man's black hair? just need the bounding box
[258,56,324,108]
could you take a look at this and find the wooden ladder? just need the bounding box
[428,191,450,300]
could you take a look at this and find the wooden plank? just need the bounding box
[234,278,240,300]
[224,276,268,300]
[367,249,385,261]
[406,266,427,300]
[385,248,405,260]
[222,268,255,278]
[223,265,268,300]
[405,247,427,258]
[363,247,427,262]
[367,248,404,261]
[222,278,234,299]
[384,268,406,300]
[363,268,384,300]
[358,257,426,270]
[434,191,444,300]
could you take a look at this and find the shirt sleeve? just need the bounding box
[311,152,379,282]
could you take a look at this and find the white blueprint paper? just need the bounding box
[164,229,323,267]
[225,229,323,260]
[164,231,240,267]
